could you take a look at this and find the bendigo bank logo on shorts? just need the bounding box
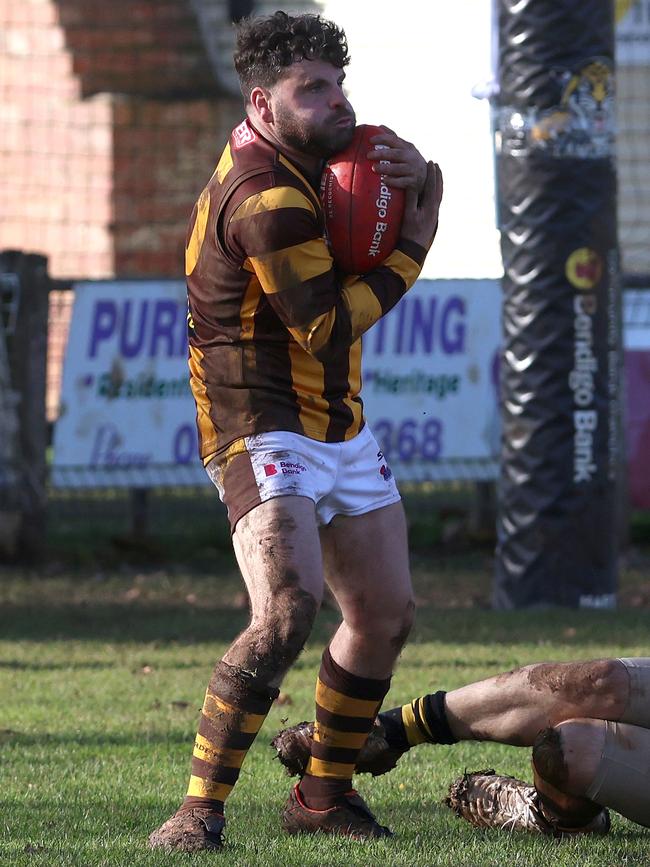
[377,452,393,481]
[264,461,307,477]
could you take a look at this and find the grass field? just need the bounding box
[1,556,650,867]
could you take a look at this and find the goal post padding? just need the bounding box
[494,1,623,608]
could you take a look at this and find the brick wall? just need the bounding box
[111,95,241,277]
[1,0,241,280]
[1,0,115,278]
[56,0,218,98]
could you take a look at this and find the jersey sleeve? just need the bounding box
[227,184,427,361]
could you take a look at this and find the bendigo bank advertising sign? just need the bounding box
[52,279,502,486]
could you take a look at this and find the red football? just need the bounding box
[320,124,405,274]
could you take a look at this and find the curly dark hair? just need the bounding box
[233,10,350,103]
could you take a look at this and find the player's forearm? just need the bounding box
[243,222,426,359]
[293,240,426,360]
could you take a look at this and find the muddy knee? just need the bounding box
[533,719,605,795]
[535,718,650,829]
[532,720,607,827]
[270,587,319,655]
[260,587,318,664]
[227,587,319,680]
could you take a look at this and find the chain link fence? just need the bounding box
[3,1,650,561]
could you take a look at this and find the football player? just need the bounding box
[149,10,442,852]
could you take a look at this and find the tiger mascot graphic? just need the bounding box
[531,60,614,158]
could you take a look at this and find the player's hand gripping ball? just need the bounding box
[320,124,405,274]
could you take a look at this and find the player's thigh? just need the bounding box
[582,719,650,826]
[319,500,412,620]
[233,495,325,615]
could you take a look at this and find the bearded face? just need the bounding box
[273,100,356,158]
[265,59,357,159]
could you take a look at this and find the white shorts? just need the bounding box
[206,425,401,532]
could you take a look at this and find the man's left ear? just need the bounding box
[250,86,273,123]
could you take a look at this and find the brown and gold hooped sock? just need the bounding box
[298,647,390,810]
[379,690,458,750]
[180,661,278,815]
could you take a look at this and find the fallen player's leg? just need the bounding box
[273,658,631,775]
[430,658,630,746]
[446,722,611,837]
[532,717,650,829]
[272,657,650,832]
[445,658,650,833]
[449,659,650,833]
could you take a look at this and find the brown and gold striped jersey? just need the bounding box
[185,119,427,464]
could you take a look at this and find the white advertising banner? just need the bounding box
[362,279,501,481]
[52,278,502,487]
[52,280,204,486]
